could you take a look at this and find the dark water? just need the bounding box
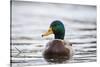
[11,1,97,67]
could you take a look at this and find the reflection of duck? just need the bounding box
[42,20,73,63]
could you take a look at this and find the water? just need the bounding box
[11,1,97,67]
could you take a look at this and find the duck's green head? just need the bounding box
[42,20,65,40]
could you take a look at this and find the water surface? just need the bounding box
[11,1,97,67]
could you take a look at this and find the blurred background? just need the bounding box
[11,1,97,67]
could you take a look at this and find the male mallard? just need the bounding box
[42,20,73,63]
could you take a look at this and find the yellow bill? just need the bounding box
[42,27,53,37]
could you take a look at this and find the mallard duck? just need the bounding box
[42,20,73,63]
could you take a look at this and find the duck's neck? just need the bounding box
[55,33,64,40]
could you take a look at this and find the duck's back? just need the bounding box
[43,39,71,63]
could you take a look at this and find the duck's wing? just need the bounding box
[63,40,72,46]
[63,40,74,57]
